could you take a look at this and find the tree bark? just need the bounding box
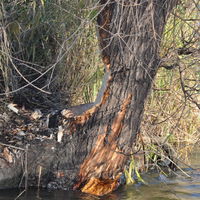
[0,0,178,196]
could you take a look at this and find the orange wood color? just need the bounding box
[75,94,132,196]
[81,176,120,196]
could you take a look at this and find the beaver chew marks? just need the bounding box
[75,94,132,196]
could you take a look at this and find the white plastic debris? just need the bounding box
[7,103,19,114]
[57,126,64,143]
[17,131,26,136]
[31,109,43,120]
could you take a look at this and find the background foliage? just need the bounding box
[0,0,103,109]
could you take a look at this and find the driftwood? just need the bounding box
[0,105,88,190]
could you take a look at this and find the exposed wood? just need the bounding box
[81,176,120,196]
[73,95,132,195]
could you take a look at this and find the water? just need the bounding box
[1,149,200,200]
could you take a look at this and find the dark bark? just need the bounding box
[0,0,178,196]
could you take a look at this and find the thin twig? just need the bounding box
[14,189,26,200]
[25,144,29,190]
[0,142,25,151]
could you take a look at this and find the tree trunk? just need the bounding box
[0,0,178,196]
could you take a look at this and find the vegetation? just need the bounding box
[0,0,199,190]
[141,0,199,165]
[0,0,102,108]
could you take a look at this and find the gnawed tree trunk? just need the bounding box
[0,0,178,196]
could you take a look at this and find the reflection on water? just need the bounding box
[1,148,200,200]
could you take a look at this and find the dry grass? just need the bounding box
[135,0,200,171]
[0,0,103,109]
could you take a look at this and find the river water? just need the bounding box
[1,147,200,200]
